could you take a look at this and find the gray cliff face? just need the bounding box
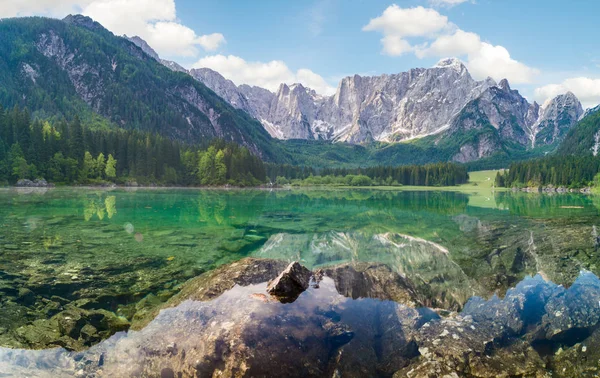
[37,30,105,111]
[160,59,187,73]
[238,84,275,119]
[191,58,497,142]
[124,35,188,73]
[532,91,584,147]
[446,80,584,162]
[319,59,495,143]
[125,35,160,60]
[190,58,581,150]
[265,83,322,139]
[189,68,253,115]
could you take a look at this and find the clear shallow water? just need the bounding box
[1,188,600,354]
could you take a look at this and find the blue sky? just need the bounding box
[3,0,600,107]
[175,0,598,79]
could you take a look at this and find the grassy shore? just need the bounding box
[312,170,504,209]
[327,170,503,192]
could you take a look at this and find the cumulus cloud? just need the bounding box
[415,29,480,58]
[193,55,336,95]
[0,0,225,58]
[364,5,538,84]
[466,43,539,85]
[296,69,336,96]
[363,5,449,56]
[0,0,91,17]
[535,78,600,109]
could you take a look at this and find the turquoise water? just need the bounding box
[1,188,600,351]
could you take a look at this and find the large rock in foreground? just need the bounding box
[4,260,600,377]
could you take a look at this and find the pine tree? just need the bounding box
[215,149,227,184]
[96,153,106,179]
[105,154,117,179]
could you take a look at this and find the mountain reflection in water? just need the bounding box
[3,188,600,376]
[2,258,600,378]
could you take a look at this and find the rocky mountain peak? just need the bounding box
[125,35,159,61]
[276,83,291,96]
[582,104,600,119]
[434,58,465,70]
[63,14,107,33]
[161,60,187,73]
[562,91,580,104]
[124,35,187,73]
[433,58,468,76]
[190,67,228,83]
[498,79,511,91]
[540,92,583,117]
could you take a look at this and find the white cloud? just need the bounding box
[0,0,225,59]
[415,29,480,58]
[467,43,539,84]
[363,5,449,56]
[296,69,336,96]
[363,5,448,39]
[142,21,225,57]
[193,55,336,95]
[0,0,91,17]
[364,5,538,84]
[382,36,415,56]
[535,78,600,109]
[82,0,225,58]
[197,33,226,51]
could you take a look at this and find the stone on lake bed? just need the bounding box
[152,230,176,237]
[267,261,312,302]
[244,234,266,242]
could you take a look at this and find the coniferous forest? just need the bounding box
[0,105,471,187]
[495,155,600,188]
[267,163,469,187]
[0,106,267,186]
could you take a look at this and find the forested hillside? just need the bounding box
[557,107,600,156]
[0,16,284,161]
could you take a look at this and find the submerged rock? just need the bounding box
[14,306,130,351]
[6,259,600,377]
[316,263,419,307]
[542,271,600,341]
[267,261,312,302]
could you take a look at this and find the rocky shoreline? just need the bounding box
[513,185,593,194]
[2,258,600,377]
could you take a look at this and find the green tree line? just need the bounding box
[0,106,266,186]
[267,162,469,187]
[495,155,600,188]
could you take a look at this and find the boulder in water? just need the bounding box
[267,261,312,302]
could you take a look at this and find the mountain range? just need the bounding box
[128,34,584,163]
[0,14,591,166]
